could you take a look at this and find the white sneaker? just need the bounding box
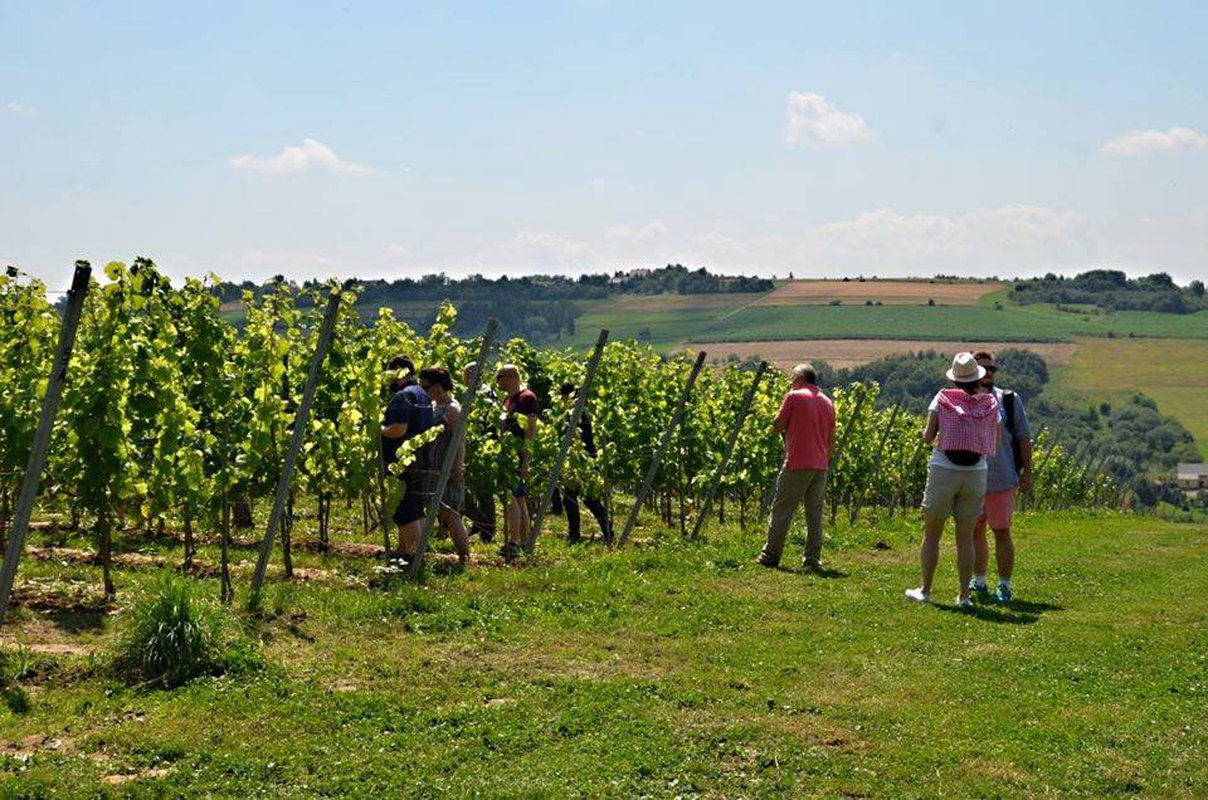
[905,587,930,603]
[956,595,974,609]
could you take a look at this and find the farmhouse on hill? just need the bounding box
[1176,463,1208,495]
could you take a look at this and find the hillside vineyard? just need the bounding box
[0,261,1114,600]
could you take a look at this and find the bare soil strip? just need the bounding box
[758,280,1004,307]
[693,339,1078,370]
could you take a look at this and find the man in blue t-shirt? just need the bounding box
[381,354,434,559]
[970,351,1033,603]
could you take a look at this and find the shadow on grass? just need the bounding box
[806,566,849,580]
[935,598,1064,625]
[45,610,107,635]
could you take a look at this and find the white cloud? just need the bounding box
[605,222,668,242]
[1101,127,1208,156]
[229,138,371,176]
[3,102,37,118]
[785,91,871,147]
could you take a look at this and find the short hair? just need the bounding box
[560,381,577,397]
[384,354,415,374]
[792,363,817,384]
[973,350,994,362]
[955,378,981,393]
[495,364,521,382]
[419,365,453,391]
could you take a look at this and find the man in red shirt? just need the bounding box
[757,363,836,571]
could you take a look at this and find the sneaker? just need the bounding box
[802,558,823,573]
[755,555,779,569]
[969,577,989,596]
[996,583,1013,603]
[956,595,974,609]
[499,541,523,561]
[905,587,930,603]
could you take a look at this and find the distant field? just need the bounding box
[695,339,1079,370]
[1051,337,1208,458]
[757,279,1003,307]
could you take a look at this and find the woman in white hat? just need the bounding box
[906,352,1000,608]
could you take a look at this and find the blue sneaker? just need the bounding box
[969,577,990,597]
[996,582,1013,603]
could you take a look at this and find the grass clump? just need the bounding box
[111,571,262,689]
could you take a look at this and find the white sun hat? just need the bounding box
[946,351,987,383]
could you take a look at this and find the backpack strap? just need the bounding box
[1002,390,1016,436]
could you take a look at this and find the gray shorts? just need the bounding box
[921,465,987,523]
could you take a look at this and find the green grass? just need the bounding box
[1050,337,1208,458]
[567,300,1208,349]
[2,510,1206,796]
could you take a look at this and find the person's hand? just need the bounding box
[519,464,530,480]
[1019,468,1033,493]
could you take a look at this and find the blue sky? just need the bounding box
[3,1,1206,290]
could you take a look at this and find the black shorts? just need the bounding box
[392,468,429,526]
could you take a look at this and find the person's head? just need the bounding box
[973,350,997,390]
[946,351,986,394]
[384,354,416,392]
[559,381,577,406]
[462,361,478,387]
[791,363,818,388]
[418,365,453,401]
[495,364,522,395]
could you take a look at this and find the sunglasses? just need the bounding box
[981,365,998,373]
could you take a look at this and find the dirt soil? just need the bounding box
[694,339,1078,370]
[758,280,1004,306]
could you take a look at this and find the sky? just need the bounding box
[2,0,1207,291]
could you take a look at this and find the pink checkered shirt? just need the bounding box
[933,389,999,456]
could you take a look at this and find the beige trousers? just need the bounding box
[760,468,828,565]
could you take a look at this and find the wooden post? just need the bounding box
[617,351,706,548]
[250,291,341,601]
[408,319,499,578]
[848,401,903,524]
[0,262,91,623]
[526,330,609,554]
[828,387,870,524]
[690,362,769,540]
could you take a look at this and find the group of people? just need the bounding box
[756,351,1032,608]
[380,347,1033,602]
[379,356,611,566]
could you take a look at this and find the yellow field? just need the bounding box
[758,279,1004,307]
[1052,337,1208,457]
[694,339,1078,370]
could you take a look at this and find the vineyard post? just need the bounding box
[898,435,928,511]
[617,351,707,548]
[828,387,870,524]
[250,291,341,602]
[690,361,769,540]
[408,319,499,578]
[1029,436,1061,509]
[526,329,610,554]
[1017,425,1046,509]
[0,262,91,623]
[848,401,903,524]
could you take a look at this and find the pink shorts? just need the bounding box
[978,489,1016,531]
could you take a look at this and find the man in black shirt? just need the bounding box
[556,382,612,544]
[380,354,434,559]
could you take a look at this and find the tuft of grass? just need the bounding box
[111,571,262,689]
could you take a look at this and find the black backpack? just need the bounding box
[1002,389,1023,475]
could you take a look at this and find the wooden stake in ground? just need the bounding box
[0,262,91,623]
[408,318,499,579]
[250,291,341,603]
[828,387,870,524]
[526,329,609,554]
[848,400,903,524]
[690,361,769,540]
[617,351,707,547]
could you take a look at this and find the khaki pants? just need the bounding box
[760,468,828,565]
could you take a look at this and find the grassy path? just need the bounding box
[2,512,1206,796]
